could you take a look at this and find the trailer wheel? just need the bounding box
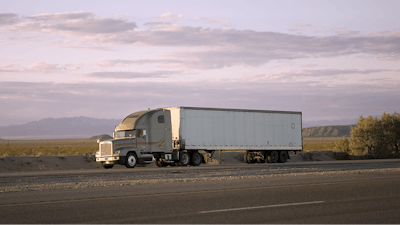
[179,152,190,166]
[244,151,253,164]
[191,152,202,166]
[268,151,279,163]
[125,152,138,168]
[103,164,114,169]
[278,151,288,163]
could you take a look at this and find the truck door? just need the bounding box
[136,129,146,150]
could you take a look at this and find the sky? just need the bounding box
[0,0,399,126]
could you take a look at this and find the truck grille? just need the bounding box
[100,142,112,156]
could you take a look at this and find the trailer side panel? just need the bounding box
[171,107,302,151]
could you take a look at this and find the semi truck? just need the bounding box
[95,107,302,169]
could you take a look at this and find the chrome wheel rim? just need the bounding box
[127,155,136,166]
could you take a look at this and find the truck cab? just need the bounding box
[96,108,173,168]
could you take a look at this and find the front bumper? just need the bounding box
[96,155,120,165]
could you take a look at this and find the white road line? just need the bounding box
[199,201,325,214]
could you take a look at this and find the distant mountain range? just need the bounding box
[0,117,121,139]
[302,118,358,128]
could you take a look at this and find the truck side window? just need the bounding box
[158,115,164,123]
[137,129,143,137]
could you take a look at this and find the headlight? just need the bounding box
[114,150,121,155]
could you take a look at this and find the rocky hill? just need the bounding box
[302,125,356,137]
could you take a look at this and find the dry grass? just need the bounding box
[303,137,342,152]
[0,139,98,156]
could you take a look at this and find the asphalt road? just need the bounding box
[1,171,400,223]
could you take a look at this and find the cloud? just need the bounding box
[23,62,84,73]
[85,70,181,79]
[10,12,137,34]
[242,68,395,85]
[285,68,391,77]
[288,23,312,32]
[95,59,191,68]
[331,27,360,36]
[89,27,400,69]
[190,17,233,27]
[24,62,65,72]
[4,12,400,71]
[0,13,23,26]
[142,20,178,30]
[0,62,83,74]
[28,12,93,21]
[159,12,183,19]
[0,69,17,73]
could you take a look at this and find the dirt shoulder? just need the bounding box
[0,151,336,173]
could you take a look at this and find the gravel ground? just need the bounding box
[1,159,399,193]
[0,151,334,173]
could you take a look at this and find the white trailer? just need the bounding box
[96,107,302,168]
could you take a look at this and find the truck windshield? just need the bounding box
[115,130,136,138]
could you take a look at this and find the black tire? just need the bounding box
[278,151,288,163]
[191,152,202,166]
[179,152,190,166]
[268,151,279,163]
[125,152,138,168]
[244,151,251,164]
[103,164,114,169]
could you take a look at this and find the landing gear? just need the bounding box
[245,151,265,163]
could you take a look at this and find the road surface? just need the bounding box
[0,160,400,223]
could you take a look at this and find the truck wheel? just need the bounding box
[179,152,190,166]
[103,164,114,169]
[191,152,202,166]
[278,151,288,163]
[125,152,138,168]
[155,158,168,167]
[268,151,279,163]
